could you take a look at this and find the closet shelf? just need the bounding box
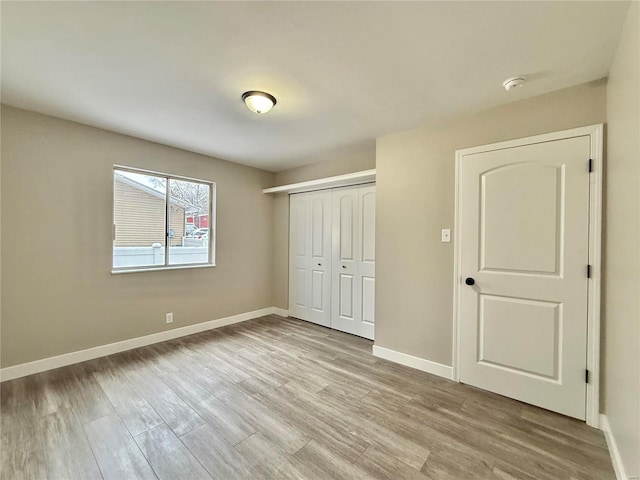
[262,169,376,194]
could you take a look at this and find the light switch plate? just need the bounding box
[441,229,451,243]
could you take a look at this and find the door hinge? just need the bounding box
[587,264,592,278]
[588,158,593,173]
[585,369,590,383]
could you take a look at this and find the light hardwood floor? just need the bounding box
[1,315,614,480]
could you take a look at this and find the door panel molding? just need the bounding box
[452,124,603,428]
[479,163,564,275]
[289,190,332,327]
[331,184,376,340]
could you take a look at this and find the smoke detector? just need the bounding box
[503,76,527,91]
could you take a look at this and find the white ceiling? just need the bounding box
[1,1,630,171]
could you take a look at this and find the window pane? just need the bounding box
[168,178,210,265]
[113,170,167,268]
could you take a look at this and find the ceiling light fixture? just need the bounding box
[242,90,277,114]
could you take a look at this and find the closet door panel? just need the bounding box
[338,195,357,266]
[294,268,308,308]
[308,191,332,326]
[331,187,361,335]
[289,194,310,320]
[358,185,376,339]
[339,274,355,319]
[311,270,325,310]
[362,276,376,325]
[361,188,376,264]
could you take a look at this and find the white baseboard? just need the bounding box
[372,345,453,380]
[600,414,630,480]
[271,308,289,317]
[0,307,281,382]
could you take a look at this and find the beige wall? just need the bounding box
[603,2,639,476]
[273,147,375,186]
[375,81,607,366]
[1,105,274,368]
[0,109,3,367]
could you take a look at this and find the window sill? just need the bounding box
[111,263,216,274]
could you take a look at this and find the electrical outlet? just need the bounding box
[165,312,173,324]
[441,229,451,243]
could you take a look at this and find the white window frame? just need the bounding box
[111,165,216,273]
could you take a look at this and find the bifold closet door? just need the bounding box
[331,184,376,339]
[288,191,332,327]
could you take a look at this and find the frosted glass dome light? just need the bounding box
[242,91,277,114]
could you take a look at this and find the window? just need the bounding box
[112,166,215,272]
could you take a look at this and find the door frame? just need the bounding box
[451,124,603,428]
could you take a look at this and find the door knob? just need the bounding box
[342,265,347,269]
[317,263,322,266]
[465,277,475,286]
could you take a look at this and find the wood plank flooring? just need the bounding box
[0,315,615,480]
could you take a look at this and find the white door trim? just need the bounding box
[452,124,603,428]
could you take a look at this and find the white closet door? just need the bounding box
[308,191,332,325]
[358,184,376,339]
[289,193,310,321]
[288,191,332,327]
[331,184,375,339]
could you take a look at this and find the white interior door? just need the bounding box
[331,185,376,339]
[289,191,331,327]
[458,135,591,420]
